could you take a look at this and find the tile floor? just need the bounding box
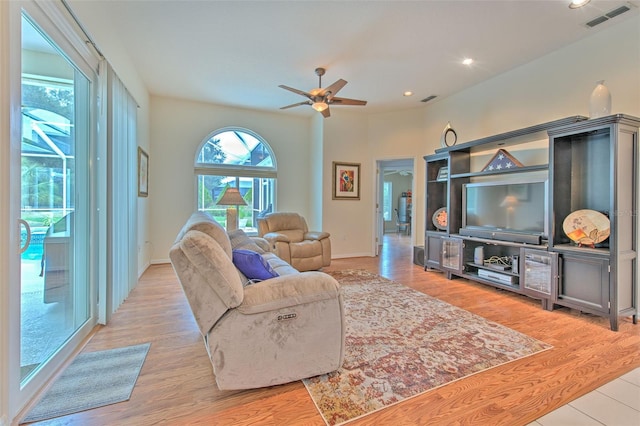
[529,367,640,426]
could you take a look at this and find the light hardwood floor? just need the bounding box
[22,234,640,425]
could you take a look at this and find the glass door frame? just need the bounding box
[5,1,102,420]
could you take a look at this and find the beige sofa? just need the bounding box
[169,212,345,390]
[257,212,331,272]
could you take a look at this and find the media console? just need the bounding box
[424,115,640,331]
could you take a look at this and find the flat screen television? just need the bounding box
[461,179,548,244]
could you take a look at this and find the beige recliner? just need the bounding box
[257,212,331,272]
[169,212,344,390]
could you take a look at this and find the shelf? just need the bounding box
[460,272,521,292]
[551,243,610,257]
[465,262,518,277]
[450,164,547,179]
[455,234,548,249]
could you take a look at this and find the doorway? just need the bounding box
[376,158,414,255]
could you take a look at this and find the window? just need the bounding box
[195,128,276,233]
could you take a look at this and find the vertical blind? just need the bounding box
[107,63,138,315]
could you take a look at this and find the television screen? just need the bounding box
[462,180,547,236]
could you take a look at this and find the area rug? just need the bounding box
[22,343,151,423]
[303,270,552,426]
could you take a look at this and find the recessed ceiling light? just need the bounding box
[403,91,413,97]
[462,58,474,66]
[569,0,590,9]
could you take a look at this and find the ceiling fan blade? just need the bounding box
[323,79,347,99]
[280,101,311,110]
[278,84,313,99]
[321,106,331,118]
[330,96,367,106]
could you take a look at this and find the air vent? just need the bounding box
[606,5,630,18]
[585,3,634,28]
[421,95,437,103]
[586,15,609,27]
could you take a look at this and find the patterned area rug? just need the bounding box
[303,270,552,426]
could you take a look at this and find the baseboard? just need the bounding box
[150,258,170,265]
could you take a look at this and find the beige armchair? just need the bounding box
[257,212,331,271]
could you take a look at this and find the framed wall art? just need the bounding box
[332,161,360,200]
[138,147,149,197]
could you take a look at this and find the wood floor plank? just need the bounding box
[22,234,640,425]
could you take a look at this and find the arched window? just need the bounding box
[195,127,276,232]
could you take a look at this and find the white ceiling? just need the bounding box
[67,0,639,117]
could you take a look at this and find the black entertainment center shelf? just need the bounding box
[450,164,548,179]
[425,114,640,331]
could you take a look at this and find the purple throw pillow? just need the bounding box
[232,249,279,281]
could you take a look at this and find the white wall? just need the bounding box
[323,111,372,257]
[64,0,152,276]
[149,96,312,263]
[308,113,324,231]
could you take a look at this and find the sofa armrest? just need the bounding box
[304,231,330,241]
[263,232,291,243]
[237,272,340,315]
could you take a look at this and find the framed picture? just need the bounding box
[138,147,149,197]
[332,161,360,200]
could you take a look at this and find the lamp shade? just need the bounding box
[217,187,247,206]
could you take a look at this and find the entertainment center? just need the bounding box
[424,114,640,331]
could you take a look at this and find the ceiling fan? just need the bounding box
[279,68,367,118]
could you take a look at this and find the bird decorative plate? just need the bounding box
[562,209,610,246]
[432,207,447,230]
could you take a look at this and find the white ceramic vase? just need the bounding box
[589,80,611,119]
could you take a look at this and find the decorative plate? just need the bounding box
[432,207,448,230]
[562,209,610,245]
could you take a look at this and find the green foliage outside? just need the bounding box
[21,80,75,226]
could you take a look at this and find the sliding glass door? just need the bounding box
[20,13,91,384]
[10,5,99,417]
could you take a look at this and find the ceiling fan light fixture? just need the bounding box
[569,0,590,9]
[312,101,328,112]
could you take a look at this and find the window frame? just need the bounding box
[194,126,277,231]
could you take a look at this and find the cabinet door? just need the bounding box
[441,237,463,273]
[557,253,609,314]
[522,249,558,309]
[425,232,443,270]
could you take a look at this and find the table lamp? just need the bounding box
[217,187,247,231]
